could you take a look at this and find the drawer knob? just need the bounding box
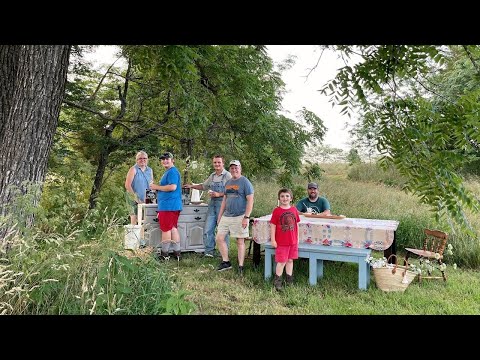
[194,209,199,212]
[194,217,202,220]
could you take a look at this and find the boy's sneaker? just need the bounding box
[217,261,232,271]
[274,275,283,291]
[173,251,181,261]
[155,251,170,261]
[286,274,294,285]
[203,252,214,258]
[238,266,244,276]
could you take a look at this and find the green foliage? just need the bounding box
[60,45,328,212]
[346,148,362,166]
[2,182,46,235]
[160,290,196,315]
[302,161,324,182]
[3,167,480,315]
[320,45,480,234]
[347,162,407,188]
[0,212,175,315]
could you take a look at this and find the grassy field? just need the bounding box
[159,163,480,314]
[157,251,480,315]
[2,163,480,314]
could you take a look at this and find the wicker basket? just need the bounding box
[373,254,417,292]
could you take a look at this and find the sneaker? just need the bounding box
[238,266,244,276]
[274,275,283,291]
[203,252,214,258]
[173,251,181,261]
[155,251,170,261]
[286,274,294,285]
[217,261,232,271]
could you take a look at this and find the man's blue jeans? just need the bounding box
[204,200,229,254]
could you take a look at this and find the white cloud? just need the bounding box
[267,45,356,151]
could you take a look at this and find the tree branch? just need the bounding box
[462,45,480,77]
[63,99,114,121]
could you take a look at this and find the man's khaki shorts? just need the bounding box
[217,214,249,239]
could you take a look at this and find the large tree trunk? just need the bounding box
[0,45,71,236]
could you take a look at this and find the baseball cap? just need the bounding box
[307,182,318,189]
[229,160,241,167]
[160,152,174,159]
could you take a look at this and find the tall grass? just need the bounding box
[0,212,190,315]
[2,162,480,315]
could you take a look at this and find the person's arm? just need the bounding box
[149,171,177,192]
[184,183,203,190]
[296,199,305,214]
[270,223,277,248]
[296,209,300,243]
[319,197,331,216]
[150,183,177,192]
[125,167,141,203]
[242,193,254,228]
[149,169,154,188]
[217,195,226,224]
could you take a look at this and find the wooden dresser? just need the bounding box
[138,204,207,252]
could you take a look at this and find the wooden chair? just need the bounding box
[404,229,448,282]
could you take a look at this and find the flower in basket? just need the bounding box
[366,254,419,292]
[366,255,421,274]
[365,256,390,269]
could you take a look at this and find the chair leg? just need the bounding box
[438,260,447,282]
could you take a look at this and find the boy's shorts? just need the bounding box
[157,211,181,232]
[275,243,299,263]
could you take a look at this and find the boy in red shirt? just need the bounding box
[269,188,301,291]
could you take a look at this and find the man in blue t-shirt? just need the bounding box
[149,152,182,261]
[295,182,331,215]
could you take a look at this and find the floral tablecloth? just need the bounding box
[252,215,399,251]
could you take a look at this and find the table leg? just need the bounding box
[358,257,368,290]
[264,248,273,280]
[309,256,317,285]
[253,242,261,267]
[317,259,324,278]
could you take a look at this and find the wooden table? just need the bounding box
[252,214,399,266]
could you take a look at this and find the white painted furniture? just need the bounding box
[138,204,207,252]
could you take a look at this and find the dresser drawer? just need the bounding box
[144,206,158,217]
[180,205,208,216]
[178,214,207,223]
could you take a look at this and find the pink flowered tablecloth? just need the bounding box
[252,215,399,251]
